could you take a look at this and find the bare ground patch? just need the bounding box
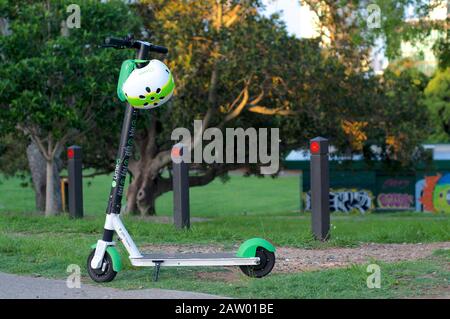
[275,242,450,273]
[140,242,450,276]
[408,286,450,299]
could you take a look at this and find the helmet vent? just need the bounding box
[160,96,165,99]
[145,87,151,93]
[154,103,158,106]
[144,102,149,106]
[139,95,145,99]
[165,69,169,73]
[156,88,161,93]
[150,97,155,100]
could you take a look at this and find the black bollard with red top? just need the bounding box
[310,137,330,240]
[67,145,84,219]
[172,143,190,229]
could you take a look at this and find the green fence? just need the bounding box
[285,159,450,212]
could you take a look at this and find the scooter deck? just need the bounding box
[130,252,260,267]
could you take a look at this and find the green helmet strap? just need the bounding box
[117,60,149,102]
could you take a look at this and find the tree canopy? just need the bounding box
[0,0,441,215]
[424,68,450,141]
[0,0,143,214]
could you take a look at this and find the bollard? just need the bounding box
[172,143,190,229]
[310,137,330,240]
[60,177,69,212]
[67,145,83,219]
[299,170,303,213]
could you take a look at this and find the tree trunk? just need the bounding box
[27,142,62,213]
[126,166,162,216]
[45,158,58,216]
[125,171,141,214]
[125,157,174,216]
[27,143,46,211]
[126,179,158,216]
[125,155,228,216]
[135,173,160,216]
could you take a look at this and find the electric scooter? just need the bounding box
[87,36,276,282]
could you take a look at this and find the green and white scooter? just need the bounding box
[87,36,276,282]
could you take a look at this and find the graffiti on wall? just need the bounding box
[382,178,411,188]
[306,189,373,214]
[376,177,414,210]
[415,179,425,212]
[416,173,450,213]
[377,193,414,209]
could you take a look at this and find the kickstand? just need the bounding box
[153,261,162,282]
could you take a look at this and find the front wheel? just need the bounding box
[240,247,275,278]
[87,249,117,283]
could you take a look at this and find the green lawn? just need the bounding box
[0,218,448,298]
[0,173,300,217]
[119,250,450,298]
[0,173,449,298]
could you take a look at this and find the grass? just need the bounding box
[0,173,300,217]
[145,250,450,298]
[0,173,449,298]
[0,225,448,298]
[0,210,448,298]
[0,211,449,248]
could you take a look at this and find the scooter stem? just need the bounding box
[102,42,150,241]
[105,105,138,216]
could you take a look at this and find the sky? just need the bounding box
[261,0,319,39]
[261,0,448,73]
[261,0,389,72]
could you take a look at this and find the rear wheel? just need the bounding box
[87,249,117,283]
[239,247,275,278]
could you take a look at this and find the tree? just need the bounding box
[424,67,450,141]
[0,0,142,215]
[116,0,431,215]
[1,0,431,217]
[118,0,323,215]
[433,37,450,70]
[298,0,447,70]
[371,61,430,164]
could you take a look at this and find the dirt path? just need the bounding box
[141,241,450,274]
[409,286,450,299]
[275,242,449,273]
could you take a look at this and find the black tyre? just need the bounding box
[87,249,117,283]
[239,247,275,278]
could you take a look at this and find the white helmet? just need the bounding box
[122,59,175,109]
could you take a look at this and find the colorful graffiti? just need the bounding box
[415,179,425,211]
[376,176,414,210]
[306,189,373,214]
[377,193,414,209]
[382,179,411,188]
[417,173,450,213]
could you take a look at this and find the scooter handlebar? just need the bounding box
[148,44,168,54]
[103,37,168,54]
[104,36,133,48]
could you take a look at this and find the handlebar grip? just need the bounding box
[149,44,168,54]
[104,37,168,53]
[104,37,132,48]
